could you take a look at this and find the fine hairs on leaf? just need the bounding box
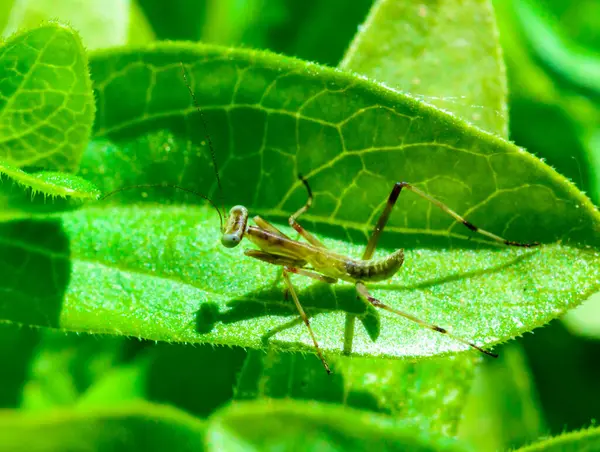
[1,44,598,368]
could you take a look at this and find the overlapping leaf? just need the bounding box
[341,0,508,136]
[0,24,98,211]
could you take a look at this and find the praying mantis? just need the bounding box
[103,64,539,374]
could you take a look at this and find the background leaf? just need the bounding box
[235,350,476,436]
[0,402,206,451]
[340,0,508,136]
[494,0,600,204]
[137,0,374,67]
[0,323,39,408]
[0,43,597,364]
[207,399,466,451]
[562,293,600,339]
[458,343,546,450]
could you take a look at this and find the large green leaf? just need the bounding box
[0,43,598,366]
[340,0,508,136]
[207,399,466,451]
[0,402,206,451]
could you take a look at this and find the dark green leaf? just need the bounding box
[138,0,206,41]
[0,323,39,408]
[514,0,600,95]
[77,342,245,417]
[458,343,546,451]
[494,0,600,204]
[0,402,206,451]
[341,0,508,136]
[207,399,466,451]
[20,331,125,410]
[1,43,598,364]
[519,321,600,435]
[235,349,475,435]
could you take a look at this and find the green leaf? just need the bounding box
[340,0,508,136]
[207,399,466,451]
[20,330,125,410]
[515,426,600,452]
[77,342,246,417]
[1,43,598,364]
[0,24,98,216]
[0,402,206,451]
[0,23,95,172]
[127,0,155,46]
[235,350,475,435]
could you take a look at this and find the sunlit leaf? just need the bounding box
[0,23,94,171]
[0,43,598,365]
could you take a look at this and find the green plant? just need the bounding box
[0,1,598,450]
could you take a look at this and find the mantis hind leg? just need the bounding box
[282,268,331,374]
[362,182,539,260]
[355,282,497,358]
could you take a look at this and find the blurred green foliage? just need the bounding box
[0,0,598,451]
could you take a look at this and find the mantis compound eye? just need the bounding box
[221,205,248,248]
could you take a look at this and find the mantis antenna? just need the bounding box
[99,184,224,232]
[179,62,227,226]
[99,63,229,233]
